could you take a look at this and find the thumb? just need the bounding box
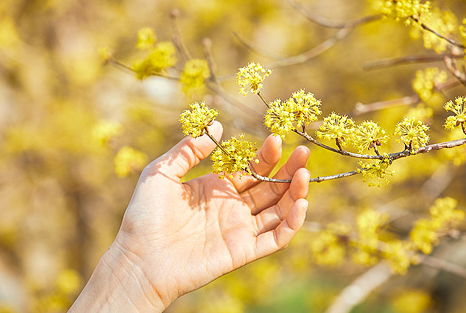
[147,121,223,179]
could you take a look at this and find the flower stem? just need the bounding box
[257,92,270,109]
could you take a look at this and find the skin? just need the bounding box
[69,121,311,312]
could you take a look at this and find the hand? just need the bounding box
[70,121,310,312]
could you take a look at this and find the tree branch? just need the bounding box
[287,0,382,29]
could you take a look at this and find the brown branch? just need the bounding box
[203,37,219,84]
[170,8,192,61]
[411,17,466,50]
[288,0,382,29]
[233,32,286,60]
[325,263,393,313]
[353,95,420,115]
[419,255,466,279]
[444,56,466,87]
[363,53,464,70]
[266,27,353,69]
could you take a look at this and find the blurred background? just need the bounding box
[1,0,466,312]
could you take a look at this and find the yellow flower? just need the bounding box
[394,116,429,151]
[316,113,355,147]
[412,67,447,102]
[92,120,122,147]
[410,8,457,53]
[410,197,464,254]
[370,0,431,25]
[264,99,296,139]
[114,146,148,178]
[358,157,395,187]
[132,42,177,80]
[381,241,413,274]
[180,59,210,96]
[287,89,322,127]
[211,135,257,178]
[351,121,389,153]
[309,223,350,267]
[136,27,157,50]
[180,102,219,138]
[443,96,466,131]
[236,62,272,96]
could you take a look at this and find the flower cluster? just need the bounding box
[351,209,389,266]
[309,223,350,266]
[180,59,210,96]
[264,90,322,139]
[351,121,389,153]
[370,0,431,25]
[264,99,295,139]
[380,241,413,274]
[444,96,466,131]
[316,113,355,147]
[180,102,219,138]
[412,67,447,102]
[136,27,157,50]
[211,135,257,179]
[92,120,122,147]
[394,116,430,151]
[410,8,458,53]
[358,157,394,187]
[410,198,464,254]
[132,41,177,80]
[114,146,148,178]
[236,62,272,96]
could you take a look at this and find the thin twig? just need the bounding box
[257,92,270,109]
[444,56,466,87]
[170,8,192,61]
[419,255,466,279]
[294,128,466,161]
[288,0,382,29]
[203,37,219,84]
[411,16,466,50]
[233,32,286,60]
[363,53,464,70]
[353,95,420,115]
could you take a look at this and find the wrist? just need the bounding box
[69,242,168,313]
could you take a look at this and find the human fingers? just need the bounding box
[241,146,310,214]
[230,134,282,193]
[144,121,223,179]
[253,168,310,235]
[253,198,308,259]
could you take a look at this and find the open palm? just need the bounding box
[113,121,310,308]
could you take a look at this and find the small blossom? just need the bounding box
[264,89,322,139]
[211,135,257,178]
[287,89,322,127]
[410,197,464,254]
[180,59,210,96]
[98,47,113,63]
[370,0,431,25]
[443,96,466,131]
[358,157,395,187]
[394,116,429,151]
[410,8,457,53]
[92,120,122,146]
[132,42,177,80]
[351,121,389,153]
[264,99,296,139]
[309,223,351,267]
[236,62,272,96]
[316,113,355,146]
[412,67,447,102]
[114,146,148,178]
[381,241,413,274]
[180,102,219,138]
[136,27,157,50]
